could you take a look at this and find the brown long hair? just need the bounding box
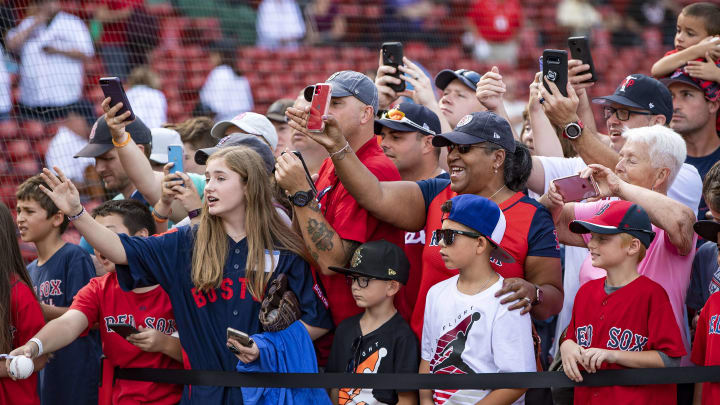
[191,146,310,299]
[0,202,35,352]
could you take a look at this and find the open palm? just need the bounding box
[39,167,83,216]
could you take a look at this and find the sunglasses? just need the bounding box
[455,69,481,86]
[446,143,494,154]
[435,228,484,246]
[602,106,652,121]
[381,109,435,135]
[345,275,374,288]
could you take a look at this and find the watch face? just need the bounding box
[566,124,581,138]
[293,192,310,206]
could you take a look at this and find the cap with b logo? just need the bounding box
[432,111,515,153]
[328,240,410,284]
[304,70,379,113]
[569,200,656,248]
[592,74,673,124]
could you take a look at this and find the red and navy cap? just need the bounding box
[569,200,656,248]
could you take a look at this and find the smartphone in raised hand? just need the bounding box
[542,50,569,97]
[552,174,599,202]
[568,36,598,83]
[167,145,184,174]
[307,83,332,132]
[99,77,135,121]
[382,42,405,93]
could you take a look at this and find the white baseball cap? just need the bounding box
[210,112,279,151]
[149,128,183,164]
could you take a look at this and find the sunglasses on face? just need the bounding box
[345,275,374,288]
[446,143,494,154]
[602,106,652,121]
[435,228,484,246]
[455,69,481,86]
[380,109,435,135]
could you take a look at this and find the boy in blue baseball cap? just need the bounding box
[420,194,535,405]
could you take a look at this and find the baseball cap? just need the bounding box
[441,194,514,263]
[303,70,379,113]
[195,133,275,174]
[74,116,152,158]
[266,98,294,123]
[432,111,516,153]
[569,200,656,248]
[328,240,410,284]
[374,102,441,136]
[210,112,279,151]
[435,69,482,91]
[661,70,720,102]
[693,220,720,243]
[592,74,673,124]
[149,128,182,164]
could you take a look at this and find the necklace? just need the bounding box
[488,185,506,201]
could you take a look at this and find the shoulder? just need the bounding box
[60,243,92,259]
[336,313,362,332]
[576,277,604,297]
[428,276,456,297]
[357,141,401,181]
[696,241,718,259]
[636,275,669,295]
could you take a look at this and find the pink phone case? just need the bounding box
[553,174,599,202]
[308,83,332,132]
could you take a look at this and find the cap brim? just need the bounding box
[211,121,234,139]
[74,143,113,158]
[195,147,219,165]
[694,220,720,242]
[374,119,421,135]
[661,77,704,92]
[432,131,480,147]
[591,94,646,110]
[435,70,476,91]
[569,220,622,235]
[149,153,168,164]
[266,113,287,123]
[327,266,392,280]
[489,241,515,264]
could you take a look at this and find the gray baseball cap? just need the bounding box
[195,133,275,174]
[304,70,379,113]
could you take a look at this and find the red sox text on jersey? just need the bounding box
[576,325,649,351]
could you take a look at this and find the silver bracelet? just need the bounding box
[67,206,85,222]
[28,338,43,358]
[329,142,351,159]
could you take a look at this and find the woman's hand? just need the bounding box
[228,338,259,364]
[528,72,543,112]
[127,327,167,353]
[560,340,585,382]
[160,163,184,206]
[495,277,536,314]
[580,164,623,198]
[38,167,83,218]
[160,164,202,212]
[101,97,133,143]
[581,348,617,373]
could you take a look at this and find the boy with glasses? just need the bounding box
[326,240,418,405]
[420,194,535,405]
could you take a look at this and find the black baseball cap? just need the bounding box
[195,133,275,174]
[432,111,516,153]
[435,69,482,91]
[266,98,294,123]
[592,74,673,124]
[328,240,410,284]
[374,102,441,136]
[74,116,152,158]
[694,220,720,243]
[569,200,656,248]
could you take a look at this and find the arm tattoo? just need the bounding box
[342,240,361,264]
[307,218,335,251]
[307,199,321,213]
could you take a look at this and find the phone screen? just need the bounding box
[108,323,140,339]
[553,174,598,202]
[167,145,184,174]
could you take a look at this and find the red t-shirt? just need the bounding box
[395,230,425,322]
[692,291,720,405]
[565,276,686,405]
[70,272,183,405]
[95,0,143,44]
[468,0,522,43]
[0,276,44,405]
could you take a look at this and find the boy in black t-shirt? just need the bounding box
[327,240,419,405]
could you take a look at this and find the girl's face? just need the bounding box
[675,13,709,51]
[204,159,246,218]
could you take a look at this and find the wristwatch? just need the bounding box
[289,190,315,207]
[188,208,202,219]
[532,284,544,306]
[562,120,584,140]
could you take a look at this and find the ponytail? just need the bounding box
[503,141,532,192]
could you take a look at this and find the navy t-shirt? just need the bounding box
[687,241,720,311]
[686,146,720,220]
[116,226,333,405]
[27,243,101,405]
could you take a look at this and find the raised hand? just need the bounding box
[38,167,83,218]
[568,59,595,93]
[580,164,623,198]
[476,66,506,112]
[397,57,437,107]
[539,76,580,129]
[285,106,346,154]
[101,97,133,143]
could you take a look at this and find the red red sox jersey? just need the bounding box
[691,291,720,405]
[70,272,183,405]
[565,276,685,405]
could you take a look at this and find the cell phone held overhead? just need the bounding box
[99,77,135,122]
[307,83,332,132]
[381,42,405,93]
[542,50,568,97]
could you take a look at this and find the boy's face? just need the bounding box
[16,199,62,242]
[347,275,397,309]
[675,12,710,51]
[586,232,635,269]
[439,80,485,128]
[94,213,134,273]
[438,219,483,270]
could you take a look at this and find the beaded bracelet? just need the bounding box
[67,206,85,222]
[329,142,351,159]
[112,132,132,148]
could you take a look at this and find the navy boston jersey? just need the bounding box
[116,226,333,405]
[27,243,101,405]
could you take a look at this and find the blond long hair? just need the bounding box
[191,146,310,300]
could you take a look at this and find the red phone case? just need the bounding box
[553,174,599,202]
[308,83,332,132]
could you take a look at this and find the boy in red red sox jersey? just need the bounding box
[560,200,685,404]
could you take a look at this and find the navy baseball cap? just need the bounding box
[435,69,482,91]
[432,111,516,153]
[693,220,720,242]
[569,200,656,248]
[441,194,514,263]
[195,133,275,174]
[328,240,410,284]
[374,102,441,136]
[592,74,673,124]
[304,70,379,113]
[74,116,152,158]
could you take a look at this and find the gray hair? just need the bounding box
[624,125,686,186]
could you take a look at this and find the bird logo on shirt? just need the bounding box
[338,347,388,405]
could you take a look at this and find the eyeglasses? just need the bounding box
[345,275,373,288]
[454,69,481,86]
[435,228,484,246]
[602,106,652,121]
[446,143,494,154]
[380,109,435,135]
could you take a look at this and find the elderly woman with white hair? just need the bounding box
[544,124,697,364]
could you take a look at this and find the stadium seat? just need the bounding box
[0,120,19,139]
[19,121,45,140]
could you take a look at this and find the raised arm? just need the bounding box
[9,309,88,362]
[475,66,518,140]
[651,37,720,78]
[527,72,563,157]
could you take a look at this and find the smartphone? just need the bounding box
[542,50,568,97]
[167,144,184,174]
[568,36,598,83]
[552,174,599,202]
[308,83,332,132]
[99,77,135,121]
[381,42,405,93]
[108,323,140,339]
[291,151,317,194]
[227,327,254,349]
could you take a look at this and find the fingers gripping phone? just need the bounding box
[568,36,598,83]
[108,323,140,339]
[167,144,184,174]
[382,42,405,93]
[308,83,332,132]
[552,174,599,202]
[227,327,254,354]
[99,77,135,121]
[542,50,569,97]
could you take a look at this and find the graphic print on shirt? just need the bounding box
[34,279,62,305]
[338,347,388,405]
[431,312,480,375]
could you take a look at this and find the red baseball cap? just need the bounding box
[569,200,656,248]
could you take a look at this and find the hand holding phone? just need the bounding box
[227,327,254,349]
[552,174,599,202]
[167,145,184,174]
[381,42,405,93]
[568,36,598,83]
[100,77,135,122]
[307,83,332,132]
[108,323,140,339]
[542,50,569,97]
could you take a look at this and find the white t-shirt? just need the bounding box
[199,65,254,122]
[45,126,95,183]
[126,85,167,129]
[0,48,11,114]
[256,0,306,48]
[422,275,535,405]
[7,12,94,107]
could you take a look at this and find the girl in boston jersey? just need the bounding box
[38,146,333,405]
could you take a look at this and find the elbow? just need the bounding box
[650,64,660,78]
[671,210,697,256]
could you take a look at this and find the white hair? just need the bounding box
[624,125,686,186]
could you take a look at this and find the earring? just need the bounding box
[493,166,498,174]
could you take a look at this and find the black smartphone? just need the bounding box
[291,151,317,195]
[99,77,135,121]
[108,323,140,339]
[568,36,598,83]
[542,49,568,97]
[381,42,405,93]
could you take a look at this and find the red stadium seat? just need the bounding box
[0,121,19,139]
[19,121,45,140]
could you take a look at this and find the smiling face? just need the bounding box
[586,232,629,269]
[615,139,660,190]
[603,103,656,152]
[439,80,485,128]
[204,158,246,218]
[446,142,504,194]
[675,12,709,51]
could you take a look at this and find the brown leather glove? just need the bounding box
[259,274,302,332]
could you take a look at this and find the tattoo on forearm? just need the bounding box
[307,218,335,251]
[308,199,320,213]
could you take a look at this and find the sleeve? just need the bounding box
[69,278,100,331]
[535,156,584,194]
[5,17,34,42]
[11,281,45,348]
[283,253,334,330]
[647,284,687,358]
[65,248,95,301]
[416,176,450,211]
[394,329,420,373]
[492,307,536,372]
[691,300,710,366]
[67,17,94,57]
[115,227,189,292]
[686,243,713,310]
[420,288,436,362]
[526,206,561,258]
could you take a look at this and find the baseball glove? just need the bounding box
[259,274,302,332]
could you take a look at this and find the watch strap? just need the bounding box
[188,208,202,219]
